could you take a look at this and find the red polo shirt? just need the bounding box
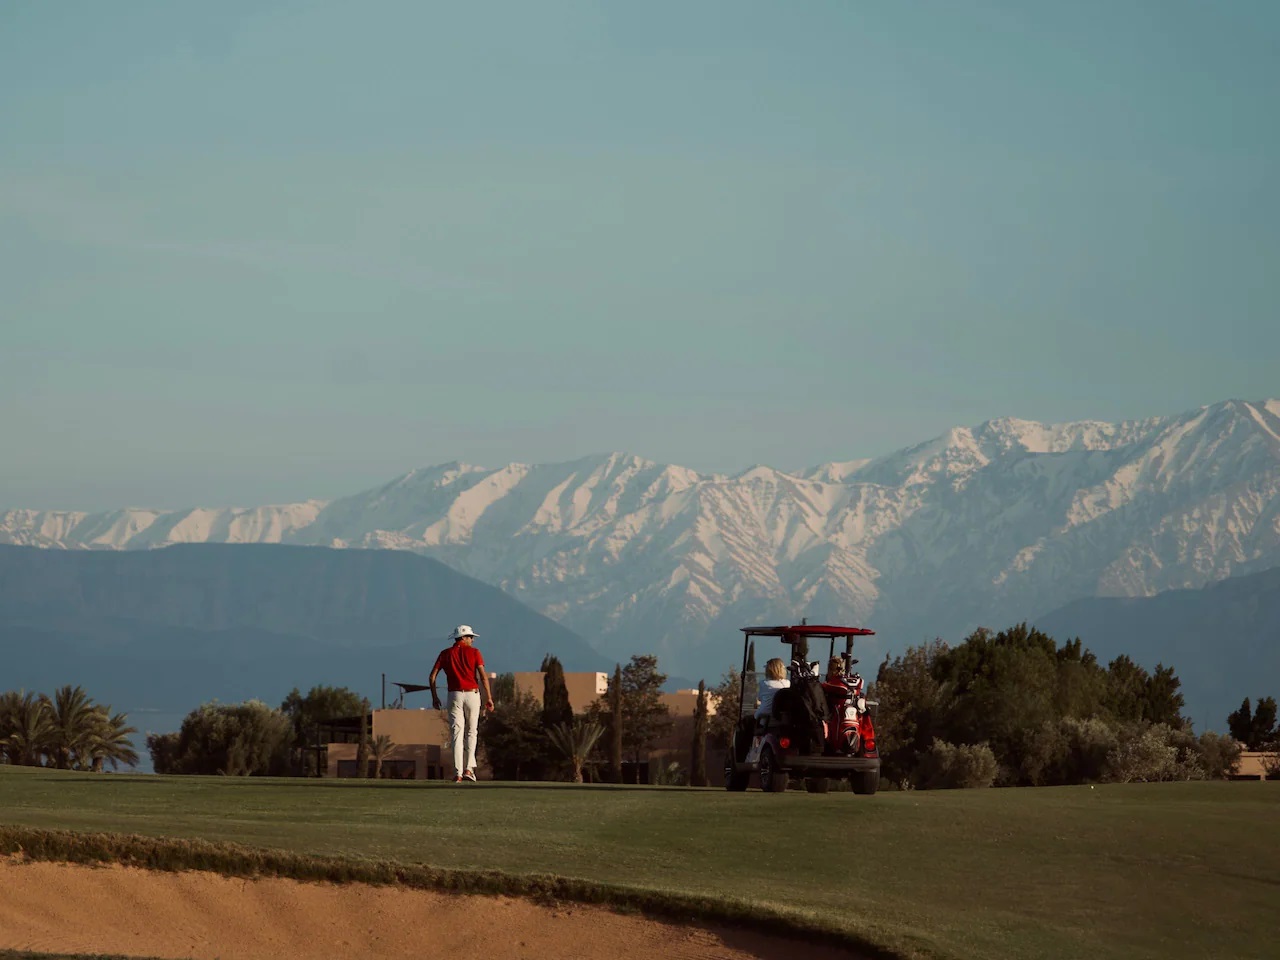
[433,641,485,692]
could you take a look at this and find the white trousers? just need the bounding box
[447,690,481,777]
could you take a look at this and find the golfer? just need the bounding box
[430,624,495,783]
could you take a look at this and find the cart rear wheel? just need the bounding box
[724,755,749,792]
[851,770,879,795]
[758,745,788,793]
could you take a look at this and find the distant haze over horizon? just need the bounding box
[5,397,1276,513]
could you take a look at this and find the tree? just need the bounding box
[1143,664,1186,728]
[147,731,181,774]
[707,667,742,749]
[1195,731,1242,779]
[540,655,573,730]
[546,720,606,783]
[491,672,517,706]
[479,689,547,780]
[1105,655,1152,723]
[80,707,139,772]
[369,734,397,779]
[354,698,370,779]
[608,664,623,783]
[618,655,672,765]
[1228,696,1278,750]
[691,680,708,787]
[0,691,53,766]
[45,685,99,770]
[873,639,949,786]
[280,685,366,776]
[167,700,292,776]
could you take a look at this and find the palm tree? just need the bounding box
[0,691,54,766]
[369,734,397,779]
[46,685,99,770]
[546,720,606,784]
[79,707,140,773]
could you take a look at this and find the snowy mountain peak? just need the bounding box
[3,398,1278,677]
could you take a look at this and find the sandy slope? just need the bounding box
[0,861,861,960]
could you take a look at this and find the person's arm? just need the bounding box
[429,654,443,710]
[476,660,494,711]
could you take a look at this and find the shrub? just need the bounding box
[1106,723,1204,783]
[1194,731,1241,780]
[167,700,292,776]
[915,739,998,789]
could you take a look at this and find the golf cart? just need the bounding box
[724,623,880,794]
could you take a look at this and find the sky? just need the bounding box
[2,0,1278,511]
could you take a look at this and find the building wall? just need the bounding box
[326,708,451,780]
[326,740,445,780]
[1235,751,1277,780]
[513,671,608,711]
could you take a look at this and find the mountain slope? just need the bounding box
[4,398,1279,681]
[1034,564,1280,730]
[0,543,604,714]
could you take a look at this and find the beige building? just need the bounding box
[513,671,608,710]
[1234,751,1277,780]
[325,708,451,779]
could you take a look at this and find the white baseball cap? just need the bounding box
[450,624,478,640]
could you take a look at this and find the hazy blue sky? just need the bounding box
[3,1,1277,510]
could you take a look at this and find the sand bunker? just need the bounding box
[0,860,860,959]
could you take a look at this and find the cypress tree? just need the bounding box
[540,655,574,729]
[692,679,708,787]
[609,664,624,783]
[355,698,370,778]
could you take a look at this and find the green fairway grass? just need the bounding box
[1,767,1275,960]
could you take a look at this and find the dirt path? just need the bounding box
[0,860,862,960]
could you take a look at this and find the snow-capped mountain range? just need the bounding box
[5,398,1280,679]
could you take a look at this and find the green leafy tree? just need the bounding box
[1228,696,1278,750]
[933,625,1060,774]
[147,731,181,774]
[80,706,139,772]
[1195,731,1242,779]
[873,639,949,785]
[45,685,99,770]
[1143,664,1187,728]
[691,679,708,787]
[168,700,293,776]
[618,654,672,765]
[1105,655,1152,723]
[707,666,742,749]
[546,719,606,783]
[540,655,574,729]
[280,685,366,776]
[0,690,53,766]
[479,689,547,780]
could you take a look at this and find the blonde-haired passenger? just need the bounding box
[754,657,790,721]
[826,657,845,683]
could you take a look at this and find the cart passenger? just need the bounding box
[826,657,845,683]
[754,657,790,721]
